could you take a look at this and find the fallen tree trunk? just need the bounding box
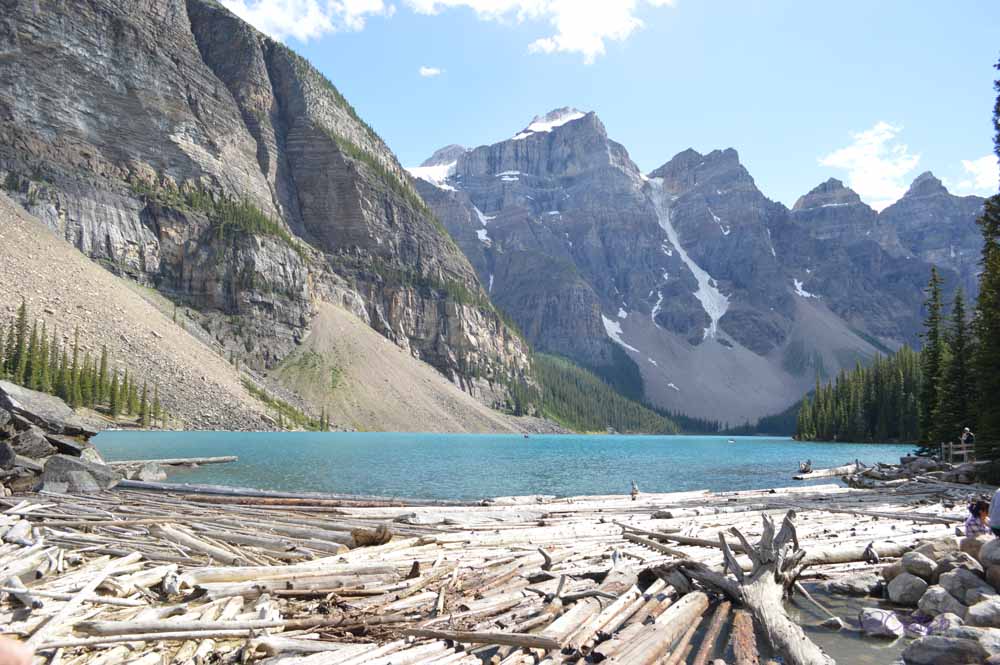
[793,462,861,480]
[110,456,238,467]
[670,511,835,665]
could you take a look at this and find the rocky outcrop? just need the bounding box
[0,382,108,494]
[878,172,985,297]
[0,0,529,400]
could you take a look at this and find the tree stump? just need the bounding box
[668,511,835,665]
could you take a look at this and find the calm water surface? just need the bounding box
[94,432,914,500]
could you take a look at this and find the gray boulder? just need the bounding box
[888,572,929,606]
[968,597,1000,628]
[883,560,904,582]
[903,551,939,581]
[0,442,15,469]
[135,462,167,482]
[918,585,968,619]
[902,631,991,665]
[941,568,999,605]
[11,426,56,459]
[938,551,985,578]
[929,613,965,634]
[960,536,991,562]
[819,572,881,597]
[987,565,1000,591]
[859,607,904,638]
[44,434,87,456]
[980,539,1000,568]
[79,447,106,465]
[0,380,98,438]
[914,536,959,561]
[41,455,120,493]
[0,407,11,431]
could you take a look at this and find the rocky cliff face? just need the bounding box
[878,172,985,296]
[413,109,984,423]
[0,0,529,398]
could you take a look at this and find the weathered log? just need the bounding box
[401,628,560,651]
[793,462,861,480]
[732,609,759,665]
[691,600,732,665]
[110,456,238,467]
[674,512,835,665]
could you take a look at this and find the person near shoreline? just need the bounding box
[967,499,991,537]
[961,427,976,448]
[0,637,32,665]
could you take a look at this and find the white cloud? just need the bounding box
[819,121,921,211]
[953,154,999,196]
[405,0,676,64]
[419,65,444,77]
[220,0,393,41]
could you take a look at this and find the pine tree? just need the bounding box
[39,323,51,393]
[0,322,5,379]
[918,267,945,450]
[152,386,161,427]
[56,346,70,401]
[128,378,138,416]
[974,58,1000,479]
[97,346,108,405]
[12,299,28,385]
[109,371,121,418]
[122,369,131,415]
[80,352,93,408]
[139,382,149,428]
[3,319,15,378]
[69,329,82,408]
[934,290,975,443]
[27,321,41,390]
[47,328,59,395]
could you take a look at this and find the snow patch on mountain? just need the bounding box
[512,108,586,140]
[648,178,730,338]
[473,206,496,226]
[793,279,818,298]
[407,161,457,190]
[708,207,731,235]
[602,315,639,353]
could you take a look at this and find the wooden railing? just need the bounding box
[941,441,975,464]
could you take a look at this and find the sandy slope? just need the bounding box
[0,194,269,429]
[272,303,553,433]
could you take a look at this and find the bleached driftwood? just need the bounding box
[672,512,835,665]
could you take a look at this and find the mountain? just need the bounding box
[411,109,984,423]
[879,172,986,297]
[0,0,530,415]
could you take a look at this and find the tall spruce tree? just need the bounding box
[918,267,945,451]
[973,59,1000,478]
[934,290,975,444]
[27,322,41,390]
[97,346,109,404]
[12,299,28,385]
[0,322,5,378]
[139,381,149,428]
[3,319,16,377]
[152,386,161,428]
[39,323,51,393]
[69,329,82,408]
[109,371,121,418]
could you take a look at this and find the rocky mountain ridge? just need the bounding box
[411,109,984,422]
[0,0,529,408]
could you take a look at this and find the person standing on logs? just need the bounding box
[965,500,991,537]
[961,427,976,449]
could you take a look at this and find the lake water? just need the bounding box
[94,432,914,501]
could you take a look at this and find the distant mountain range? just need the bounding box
[410,108,984,423]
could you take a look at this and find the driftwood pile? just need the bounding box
[0,479,985,664]
[795,456,983,489]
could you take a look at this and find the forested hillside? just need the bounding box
[525,355,679,434]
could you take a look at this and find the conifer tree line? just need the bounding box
[796,59,1000,475]
[0,300,165,427]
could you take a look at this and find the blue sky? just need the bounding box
[222,0,1000,209]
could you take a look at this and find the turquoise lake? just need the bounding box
[93,432,915,501]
